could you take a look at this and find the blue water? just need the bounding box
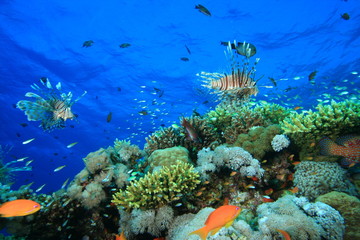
[0,0,359,194]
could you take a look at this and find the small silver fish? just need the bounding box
[61,178,70,189]
[67,142,78,148]
[54,165,66,172]
[17,157,29,162]
[23,138,35,144]
[35,184,46,192]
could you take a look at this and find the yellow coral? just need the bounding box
[112,161,201,210]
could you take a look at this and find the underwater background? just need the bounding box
[0,0,359,239]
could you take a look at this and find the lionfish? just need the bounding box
[199,41,260,100]
[17,78,87,131]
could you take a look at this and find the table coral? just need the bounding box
[112,161,201,210]
[281,99,360,142]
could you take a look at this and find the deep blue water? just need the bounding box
[0,0,359,193]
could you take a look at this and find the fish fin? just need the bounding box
[189,226,208,240]
[340,158,356,168]
[209,226,222,236]
[318,137,340,156]
[224,219,235,228]
[335,135,360,146]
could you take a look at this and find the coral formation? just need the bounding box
[234,195,344,240]
[271,134,290,152]
[293,161,358,200]
[112,161,201,209]
[281,99,360,142]
[316,191,360,240]
[196,145,264,180]
[148,146,191,171]
[233,124,283,159]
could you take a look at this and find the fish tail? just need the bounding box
[318,137,341,156]
[189,226,209,240]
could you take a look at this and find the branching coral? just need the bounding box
[293,161,358,200]
[145,116,221,157]
[112,161,201,210]
[281,99,360,143]
[254,102,291,125]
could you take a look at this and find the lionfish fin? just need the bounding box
[56,82,62,91]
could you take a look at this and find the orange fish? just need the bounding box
[153,238,165,240]
[289,186,299,193]
[264,188,273,195]
[0,199,41,217]
[189,205,241,240]
[319,135,360,167]
[276,229,291,240]
[115,231,126,240]
[262,196,274,202]
[293,106,302,110]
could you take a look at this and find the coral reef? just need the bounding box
[196,145,264,181]
[316,191,360,240]
[293,161,358,200]
[271,134,290,152]
[234,195,344,240]
[147,146,191,171]
[112,161,201,210]
[233,124,283,159]
[281,99,360,142]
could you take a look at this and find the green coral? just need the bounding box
[281,99,360,142]
[112,161,201,210]
[254,101,291,124]
[148,146,191,170]
[233,124,282,159]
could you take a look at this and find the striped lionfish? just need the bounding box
[199,41,260,100]
[17,78,87,131]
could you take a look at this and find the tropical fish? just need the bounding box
[276,229,291,240]
[181,117,200,142]
[22,138,35,144]
[221,41,257,57]
[67,142,78,148]
[115,231,127,240]
[82,40,94,47]
[180,57,189,62]
[195,4,211,16]
[189,205,241,240]
[262,196,274,202]
[185,45,191,54]
[54,165,66,172]
[107,112,113,123]
[0,199,41,217]
[319,135,360,167]
[341,13,350,20]
[17,78,86,131]
[268,77,277,87]
[35,184,46,192]
[308,71,317,81]
[119,43,131,48]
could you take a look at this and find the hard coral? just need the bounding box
[316,191,360,240]
[112,161,201,210]
[293,161,358,200]
[239,195,345,240]
[234,124,282,159]
[148,146,191,171]
[281,99,360,143]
